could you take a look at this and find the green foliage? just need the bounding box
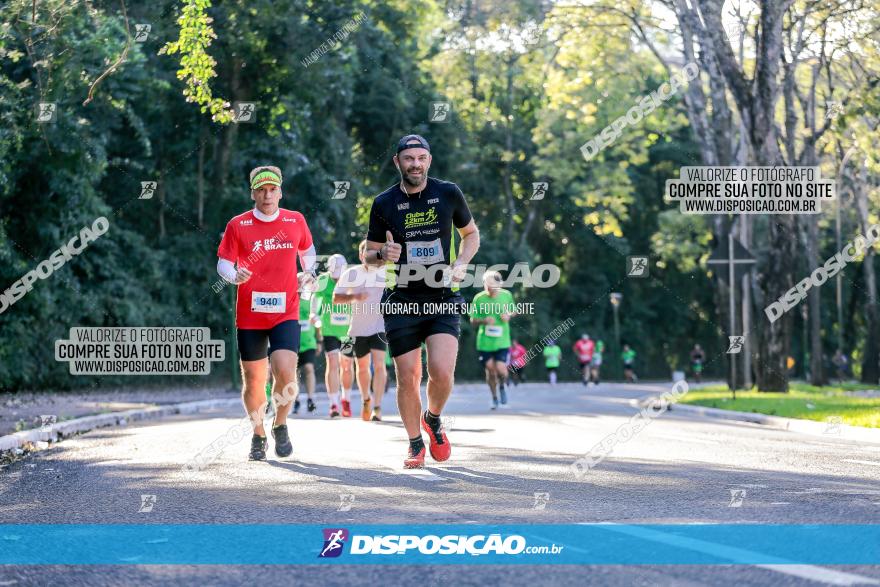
[160,0,234,123]
[3,0,873,391]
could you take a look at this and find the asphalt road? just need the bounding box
[2,381,879,586]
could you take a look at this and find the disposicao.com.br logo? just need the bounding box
[319,528,564,558]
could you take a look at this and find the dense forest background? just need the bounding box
[1,0,878,391]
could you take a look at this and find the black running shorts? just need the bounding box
[478,348,509,365]
[323,336,342,353]
[237,320,300,361]
[381,290,464,357]
[352,333,388,358]
[298,348,316,367]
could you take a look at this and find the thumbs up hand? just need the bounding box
[382,230,402,263]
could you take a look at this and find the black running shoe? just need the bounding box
[293,399,301,414]
[249,435,267,461]
[272,424,292,457]
[307,398,317,413]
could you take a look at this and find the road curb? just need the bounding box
[0,398,241,455]
[631,396,880,443]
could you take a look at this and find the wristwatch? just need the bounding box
[376,246,383,260]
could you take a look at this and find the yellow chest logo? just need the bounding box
[404,207,438,229]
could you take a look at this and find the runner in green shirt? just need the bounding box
[622,344,638,383]
[293,290,320,415]
[314,254,354,417]
[469,270,517,409]
[543,341,561,385]
[590,340,604,385]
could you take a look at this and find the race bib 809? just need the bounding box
[405,239,443,265]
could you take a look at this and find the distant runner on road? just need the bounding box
[543,340,561,385]
[590,339,604,385]
[314,254,354,418]
[573,333,595,386]
[690,343,704,384]
[293,289,320,415]
[469,270,516,409]
[509,339,528,385]
[334,240,388,421]
[622,344,638,383]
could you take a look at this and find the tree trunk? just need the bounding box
[197,119,207,229]
[212,58,242,199]
[503,53,515,253]
[791,57,825,386]
[740,215,754,388]
[462,0,479,101]
[755,219,794,392]
[805,215,825,385]
[854,164,880,383]
[696,0,793,391]
[157,169,166,241]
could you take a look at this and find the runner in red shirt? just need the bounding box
[573,333,595,386]
[217,165,317,461]
[509,339,527,385]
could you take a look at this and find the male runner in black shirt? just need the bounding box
[365,134,480,468]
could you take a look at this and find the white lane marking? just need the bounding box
[843,459,880,467]
[521,411,544,417]
[385,466,447,482]
[365,487,393,495]
[770,502,791,505]
[651,433,721,445]
[437,469,490,478]
[595,525,879,586]
[792,488,880,496]
[757,564,879,586]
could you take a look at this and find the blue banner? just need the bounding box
[1,524,877,565]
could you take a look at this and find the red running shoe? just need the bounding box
[404,444,426,469]
[421,412,451,462]
[341,399,352,418]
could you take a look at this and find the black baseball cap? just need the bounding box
[396,134,430,154]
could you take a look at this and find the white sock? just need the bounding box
[341,387,351,401]
[550,372,557,385]
[329,392,339,407]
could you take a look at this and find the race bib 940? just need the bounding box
[251,292,286,313]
